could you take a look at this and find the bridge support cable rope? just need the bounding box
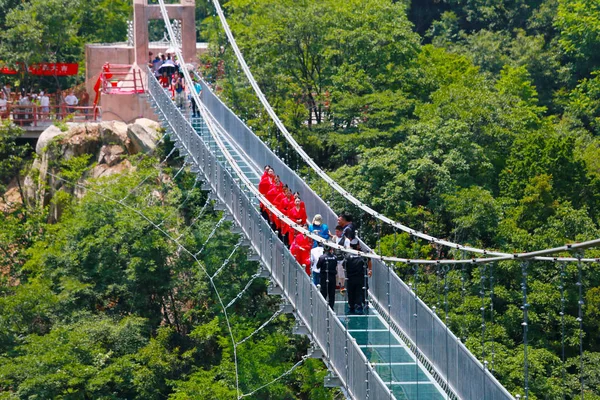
[120,136,174,202]
[236,306,285,346]
[193,215,227,257]
[490,263,496,373]
[225,271,262,309]
[153,6,597,399]
[559,263,567,399]
[47,170,286,399]
[211,239,243,279]
[152,9,393,397]
[209,0,600,262]
[238,356,308,399]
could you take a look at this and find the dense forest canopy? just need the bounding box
[1,0,600,399]
[200,0,600,398]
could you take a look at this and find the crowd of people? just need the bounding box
[0,83,90,124]
[258,165,372,314]
[150,51,202,115]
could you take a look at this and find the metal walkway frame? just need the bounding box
[147,73,514,399]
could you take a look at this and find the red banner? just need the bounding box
[0,66,18,75]
[0,63,79,76]
[28,63,79,76]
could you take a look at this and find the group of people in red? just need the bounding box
[258,165,313,275]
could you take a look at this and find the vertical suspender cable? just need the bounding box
[490,262,496,373]
[521,261,530,400]
[443,264,450,399]
[413,263,420,399]
[480,264,487,363]
[577,255,585,400]
[559,262,566,400]
[460,252,467,343]
[387,261,393,399]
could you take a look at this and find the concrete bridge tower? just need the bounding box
[133,0,197,66]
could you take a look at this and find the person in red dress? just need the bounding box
[266,176,283,231]
[290,226,313,275]
[274,185,293,244]
[286,197,308,244]
[258,166,273,221]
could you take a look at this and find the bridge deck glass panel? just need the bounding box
[160,94,453,400]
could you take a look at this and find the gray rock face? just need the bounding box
[25,119,160,219]
[98,144,125,167]
[127,118,161,154]
[36,125,64,155]
[100,121,129,146]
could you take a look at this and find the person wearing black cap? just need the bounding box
[345,238,371,314]
[316,243,338,310]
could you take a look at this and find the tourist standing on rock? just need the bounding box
[317,244,338,310]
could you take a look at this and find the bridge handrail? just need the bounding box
[195,74,515,400]
[1,103,100,126]
[147,74,393,400]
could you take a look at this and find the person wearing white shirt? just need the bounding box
[0,92,7,120]
[335,225,350,291]
[39,91,50,119]
[64,91,78,113]
[310,242,325,287]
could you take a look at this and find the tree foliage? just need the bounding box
[196,0,600,397]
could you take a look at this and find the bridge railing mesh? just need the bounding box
[148,75,392,399]
[194,79,514,400]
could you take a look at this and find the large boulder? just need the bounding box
[36,125,65,155]
[100,120,129,146]
[127,118,161,154]
[60,124,103,160]
[91,159,133,179]
[97,144,126,167]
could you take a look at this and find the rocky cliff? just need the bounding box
[26,119,163,221]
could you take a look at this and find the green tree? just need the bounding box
[555,0,600,80]
[0,122,29,206]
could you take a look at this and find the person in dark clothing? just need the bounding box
[317,244,338,310]
[337,211,356,243]
[345,239,366,314]
[345,239,372,314]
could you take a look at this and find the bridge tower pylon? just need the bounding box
[133,0,197,67]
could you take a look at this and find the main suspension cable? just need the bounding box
[208,0,600,263]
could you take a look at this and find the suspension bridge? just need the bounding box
[115,1,599,398]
